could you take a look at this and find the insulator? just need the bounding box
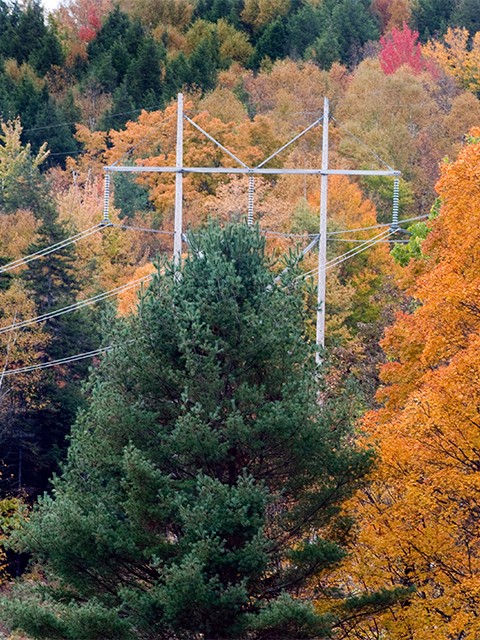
[103,173,111,224]
[392,177,400,229]
[247,174,254,226]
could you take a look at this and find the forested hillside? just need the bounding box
[0,0,479,638]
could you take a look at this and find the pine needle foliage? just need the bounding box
[4,223,371,640]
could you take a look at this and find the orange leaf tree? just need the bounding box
[334,130,480,639]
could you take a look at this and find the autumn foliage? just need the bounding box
[337,130,480,638]
[423,27,480,94]
[379,23,436,75]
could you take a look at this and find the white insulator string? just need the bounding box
[392,177,400,229]
[103,173,111,224]
[247,174,255,226]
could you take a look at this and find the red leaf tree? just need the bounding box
[379,23,436,75]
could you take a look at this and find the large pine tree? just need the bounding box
[4,224,371,639]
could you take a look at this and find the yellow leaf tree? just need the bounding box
[424,28,480,94]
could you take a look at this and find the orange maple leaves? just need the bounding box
[338,131,480,638]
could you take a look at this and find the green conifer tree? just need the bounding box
[4,223,371,639]
[19,203,99,493]
[452,0,480,34]
[251,17,288,68]
[412,0,454,40]
[286,3,324,59]
[187,33,221,91]
[164,52,190,100]
[124,38,165,107]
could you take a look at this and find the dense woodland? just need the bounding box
[0,0,479,638]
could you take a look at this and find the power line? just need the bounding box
[0,220,381,339]
[0,275,154,335]
[2,230,396,377]
[0,224,107,275]
[296,229,394,282]
[1,345,114,377]
[329,237,408,243]
[327,229,396,270]
[327,214,429,235]
[111,223,174,235]
[22,101,169,135]
[111,215,428,241]
[258,215,429,239]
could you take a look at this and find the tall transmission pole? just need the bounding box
[174,93,184,265]
[105,93,400,357]
[316,97,329,364]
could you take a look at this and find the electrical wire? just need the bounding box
[22,101,169,135]
[0,228,399,376]
[328,237,407,243]
[327,214,429,235]
[1,345,114,377]
[258,214,429,239]
[326,230,396,270]
[0,224,107,275]
[111,223,174,235]
[1,230,394,377]
[0,275,154,335]
[111,214,428,241]
[296,230,395,282]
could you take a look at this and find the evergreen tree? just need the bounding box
[0,0,19,61]
[124,38,165,107]
[28,25,64,76]
[26,89,81,166]
[87,6,132,61]
[195,0,243,27]
[412,0,454,40]
[330,0,379,65]
[112,170,155,219]
[17,204,99,494]
[251,17,288,68]
[309,30,341,70]
[99,81,136,131]
[187,33,221,91]
[164,52,190,100]
[452,0,480,34]
[85,7,165,113]
[0,69,78,166]
[4,223,371,639]
[286,2,324,59]
[0,0,63,73]
[88,51,119,93]
[110,40,130,82]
